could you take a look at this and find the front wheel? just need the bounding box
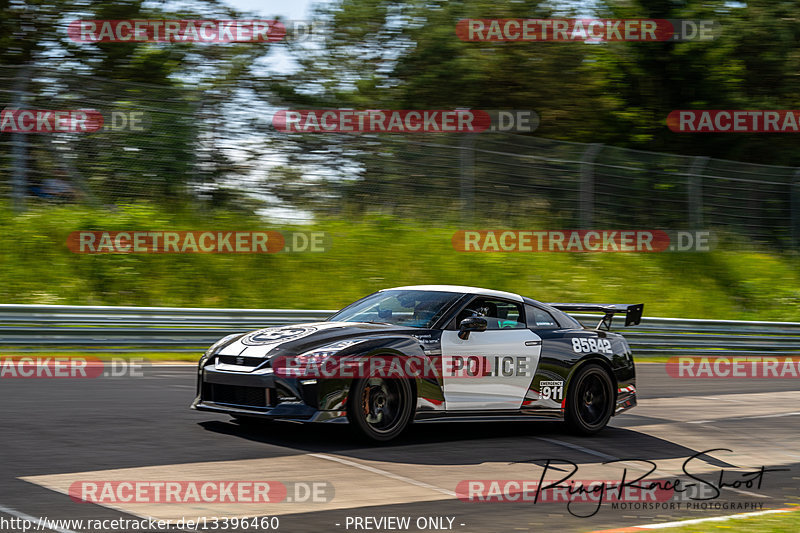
[564,364,614,435]
[347,377,413,442]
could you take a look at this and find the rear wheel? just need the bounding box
[565,364,614,435]
[347,377,413,442]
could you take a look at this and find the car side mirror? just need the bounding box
[458,317,488,340]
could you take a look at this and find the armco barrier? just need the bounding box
[0,304,798,355]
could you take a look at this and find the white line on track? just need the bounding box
[535,437,666,476]
[0,504,78,533]
[309,453,457,497]
[535,437,618,461]
[689,411,800,424]
[698,396,748,403]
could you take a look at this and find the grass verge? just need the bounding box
[1,203,799,321]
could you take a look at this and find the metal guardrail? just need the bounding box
[0,305,334,351]
[590,315,800,357]
[0,304,799,356]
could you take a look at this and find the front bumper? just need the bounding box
[191,361,347,423]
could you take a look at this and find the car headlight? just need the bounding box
[295,339,363,364]
[273,339,366,378]
[201,333,242,362]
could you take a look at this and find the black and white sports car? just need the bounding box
[192,285,641,441]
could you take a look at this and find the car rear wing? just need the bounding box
[545,303,644,330]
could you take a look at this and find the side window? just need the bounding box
[456,298,526,330]
[528,306,559,329]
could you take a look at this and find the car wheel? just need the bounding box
[565,364,614,435]
[347,377,413,442]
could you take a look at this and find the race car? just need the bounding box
[192,285,641,441]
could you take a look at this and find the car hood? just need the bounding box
[214,321,431,359]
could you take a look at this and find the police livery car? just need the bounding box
[192,285,641,441]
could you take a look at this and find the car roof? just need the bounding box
[382,285,524,302]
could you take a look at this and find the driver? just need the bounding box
[457,301,498,323]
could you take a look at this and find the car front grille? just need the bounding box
[218,355,266,368]
[203,383,272,408]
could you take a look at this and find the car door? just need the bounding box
[520,304,577,411]
[440,297,542,410]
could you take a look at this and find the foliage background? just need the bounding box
[1,0,799,319]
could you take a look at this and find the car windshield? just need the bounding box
[329,290,462,328]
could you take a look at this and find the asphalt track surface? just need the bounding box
[2,363,799,533]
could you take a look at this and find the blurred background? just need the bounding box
[0,0,799,319]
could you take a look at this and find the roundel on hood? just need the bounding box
[241,325,318,346]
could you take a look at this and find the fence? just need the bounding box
[1,304,798,356]
[2,66,800,248]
